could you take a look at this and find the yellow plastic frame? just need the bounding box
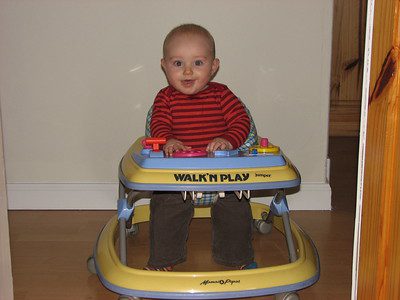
[94,202,319,299]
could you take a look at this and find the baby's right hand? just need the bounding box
[163,139,191,156]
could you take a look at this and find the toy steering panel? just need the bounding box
[119,137,301,192]
[132,148,287,170]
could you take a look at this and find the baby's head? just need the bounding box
[163,24,216,59]
[161,24,220,95]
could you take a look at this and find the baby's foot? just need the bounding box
[238,262,258,270]
[144,265,173,271]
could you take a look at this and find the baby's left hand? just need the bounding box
[206,138,233,152]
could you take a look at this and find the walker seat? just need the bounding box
[88,136,320,300]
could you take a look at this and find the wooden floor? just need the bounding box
[8,137,359,300]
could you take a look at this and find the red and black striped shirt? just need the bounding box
[150,82,250,149]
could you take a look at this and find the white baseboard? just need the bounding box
[7,182,331,210]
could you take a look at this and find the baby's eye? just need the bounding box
[173,60,183,67]
[194,60,204,66]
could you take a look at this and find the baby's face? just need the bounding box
[161,34,219,95]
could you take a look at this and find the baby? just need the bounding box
[146,23,257,271]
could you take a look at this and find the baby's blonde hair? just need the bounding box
[163,24,216,59]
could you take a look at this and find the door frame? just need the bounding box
[352,0,400,298]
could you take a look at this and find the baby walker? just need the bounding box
[88,138,320,300]
[87,133,320,300]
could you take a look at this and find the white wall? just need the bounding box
[0,0,332,209]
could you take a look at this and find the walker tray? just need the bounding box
[119,137,301,192]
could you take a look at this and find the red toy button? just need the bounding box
[260,138,269,147]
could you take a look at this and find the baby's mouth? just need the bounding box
[182,80,195,87]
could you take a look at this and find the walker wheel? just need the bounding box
[126,223,139,236]
[274,292,300,300]
[119,296,141,300]
[254,219,272,234]
[86,256,96,274]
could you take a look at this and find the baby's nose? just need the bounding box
[183,66,193,75]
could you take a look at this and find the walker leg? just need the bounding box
[126,190,141,236]
[269,189,298,262]
[117,182,134,266]
[119,182,125,199]
[282,212,298,263]
[119,217,127,265]
[270,190,300,299]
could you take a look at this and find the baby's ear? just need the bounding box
[211,58,220,74]
[161,58,166,69]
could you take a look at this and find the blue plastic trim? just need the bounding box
[131,151,286,170]
[97,275,319,299]
[117,198,134,220]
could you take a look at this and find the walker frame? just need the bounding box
[88,137,320,299]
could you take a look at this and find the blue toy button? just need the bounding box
[214,150,239,157]
[149,151,164,158]
[141,148,151,156]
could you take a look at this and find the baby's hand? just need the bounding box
[163,139,191,156]
[206,138,233,152]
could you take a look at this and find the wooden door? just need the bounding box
[330,0,367,136]
[355,0,400,298]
